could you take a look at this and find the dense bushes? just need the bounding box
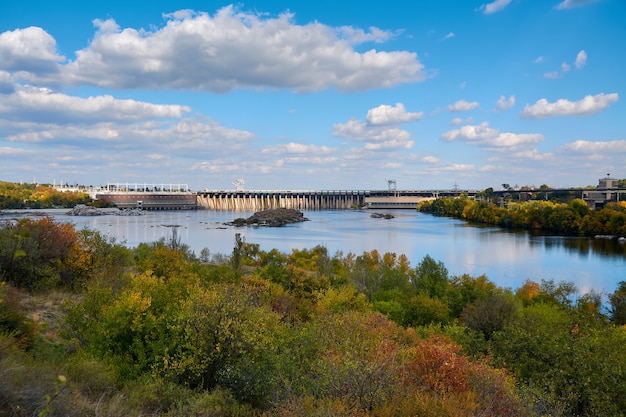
[1,218,625,416]
[419,196,626,237]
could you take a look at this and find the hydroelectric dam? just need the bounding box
[85,182,475,211]
[196,189,467,211]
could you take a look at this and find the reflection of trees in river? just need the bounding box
[526,231,626,258]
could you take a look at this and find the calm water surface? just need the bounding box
[8,209,625,295]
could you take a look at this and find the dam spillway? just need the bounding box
[197,190,369,211]
[196,190,443,211]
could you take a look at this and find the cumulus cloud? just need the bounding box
[0,71,14,94]
[422,155,440,163]
[0,27,65,75]
[261,143,335,155]
[558,139,626,153]
[0,85,190,123]
[441,121,544,152]
[520,93,619,119]
[365,103,423,125]
[556,0,602,10]
[0,6,423,93]
[447,100,480,112]
[364,139,414,150]
[544,50,588,79]
[334,119,413,143]
[575,50,587,69]
[479,0,512,14]
[6,116,254,151]
[0,85,254,160]
[495,95,515,111]
[333,102,421,150]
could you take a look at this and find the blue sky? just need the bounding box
[1,0,624,191]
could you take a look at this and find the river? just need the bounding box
[5,208,625,295]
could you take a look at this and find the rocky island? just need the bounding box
[66,204,146,216]
[228,208,308,227]
[370,212,395,219]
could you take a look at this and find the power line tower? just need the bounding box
[386,179,397,197]
[233,179,245,192]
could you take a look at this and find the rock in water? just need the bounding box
[230,208,308,227]
[66,204,104,216]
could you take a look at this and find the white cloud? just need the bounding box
[365,103,423,125]
[509,149,553,161]
[333,119,412,143]
[443,164,476,172]
[0,27,65,75]
[0,85,254,163]
[556,0,602,10]
[333,103,421,151]
[450,117,464,125]
[0,85,190,123]
[280,155,340,165]
[495,95,515,111]
[442,32,455,41]
[575,50,587,69]
[261,143,335,155]
[364,138,414,150]
[520,93,619,119]
[336,25,401,44]
[533,56,544,64]
[480,0,512,14]
[558,140,626,153]
[447,100,480,112]
[1,6,424,93]
[0,146,31,155]
[544,50,588,79]
[422,155,440,163]
[441,122,498,142]
[441,121,544,152]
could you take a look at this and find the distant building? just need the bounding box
[582,176,620,209]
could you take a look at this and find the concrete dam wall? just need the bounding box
[197,191,369,211]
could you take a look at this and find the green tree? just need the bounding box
[410,255,449,300]
[460,293,517,340]
[608,281,626,325]
[448,273,498,317]
[492,302,626,416]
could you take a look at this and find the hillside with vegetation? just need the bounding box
[0,181,95,209]
[419,196,626,237]
[1,217,625,416]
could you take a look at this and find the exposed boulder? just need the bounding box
[115,208,146,216]
[66,204,104,216]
